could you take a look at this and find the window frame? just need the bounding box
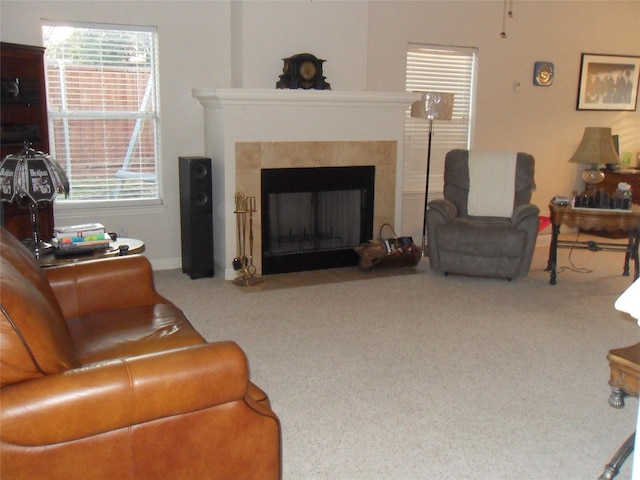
[404,43,478,195]
[41,20,163,210]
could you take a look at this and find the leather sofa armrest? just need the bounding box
[511,203,541,226]
[44,255,170,319]
[427,199,457,223]
[1,342,257,446]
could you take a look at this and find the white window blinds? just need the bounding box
[404,44,477,193]
[42,22,160,202]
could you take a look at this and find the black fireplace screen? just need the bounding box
[261,166,375,274]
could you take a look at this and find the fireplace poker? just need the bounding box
[240,195,247,272]
[233,193,245,271]
[247,196,257,275]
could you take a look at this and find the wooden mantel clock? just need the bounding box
[276,53,331,90]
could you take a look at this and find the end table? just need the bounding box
[37,237,145,268]
[546,204,640,285]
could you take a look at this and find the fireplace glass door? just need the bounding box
[261,166,374,274]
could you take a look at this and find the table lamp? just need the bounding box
[569,127,619,191]
[411,91,454,256]
[0,143,69,257]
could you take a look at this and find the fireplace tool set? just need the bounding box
[233,193,264,286]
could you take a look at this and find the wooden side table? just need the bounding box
[546,204,640,285]
[599,342,640,480]
[37,237,145,268]
[608,342,640,408]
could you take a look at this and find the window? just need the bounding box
[404,44,477,193]
[42,22,160,203]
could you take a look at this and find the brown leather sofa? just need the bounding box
[0,227,281,479]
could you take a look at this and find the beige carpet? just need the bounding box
[153,234,639,479]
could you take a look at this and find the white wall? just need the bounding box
[1,0,230,268]
[367,0,640,239]
[1,0,639,268]
[231,1,369,90]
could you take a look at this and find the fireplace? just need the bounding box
[193,88,419,280]
[261,166,375,274]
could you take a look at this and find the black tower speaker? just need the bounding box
[179,156,214,278]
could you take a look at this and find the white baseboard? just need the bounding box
[149,257,181,271]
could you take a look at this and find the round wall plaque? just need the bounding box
[533,61,554,86]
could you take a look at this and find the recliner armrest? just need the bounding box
[427,199,457,223]
[44,255,170,319]
[510,203,540,226]
[1,342,256,446]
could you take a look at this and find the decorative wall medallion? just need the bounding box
[533,61,554,86]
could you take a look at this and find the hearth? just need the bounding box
[261,166,374,274]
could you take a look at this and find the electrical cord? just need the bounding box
[556,230,594,275]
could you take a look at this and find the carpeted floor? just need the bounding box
[153,234,639,479]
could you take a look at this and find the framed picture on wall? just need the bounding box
[576,53,640,111]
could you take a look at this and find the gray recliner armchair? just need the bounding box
[426,149,540,279]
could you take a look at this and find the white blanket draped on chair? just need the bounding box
[467,151,518,217]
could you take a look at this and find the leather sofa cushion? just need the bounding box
[44,256,170,320]
[67,304,206,365]
[1,258,79,387]
[436,218,527,257]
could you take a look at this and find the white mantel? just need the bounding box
[193,88,419,279]
[193,88,420,108]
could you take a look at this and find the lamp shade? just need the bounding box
[569,127,619,165]
[0,145,69,205]
[411,92,454,121]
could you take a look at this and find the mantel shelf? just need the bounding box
[192,88,420,109]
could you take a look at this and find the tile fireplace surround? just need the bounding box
[193,88,419,280]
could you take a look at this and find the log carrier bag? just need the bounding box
[354,223,420,270]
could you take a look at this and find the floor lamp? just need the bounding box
[410,92,454,256]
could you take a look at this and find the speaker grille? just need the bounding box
[193,191,209,208]
[192,162,208,179]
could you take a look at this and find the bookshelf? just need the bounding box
[1,42,54,242]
